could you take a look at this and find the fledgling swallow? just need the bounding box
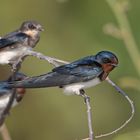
[0,21,43,70]
[0,73,27,114]
[1,51,118,96]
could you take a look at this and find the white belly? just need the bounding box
[0,47,30,64]
[63,77,101,95]
[0,95,18,115]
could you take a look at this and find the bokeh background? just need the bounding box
[0,0,140,140]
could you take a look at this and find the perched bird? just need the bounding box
[0,73,27,114]
[0,21,44,70]
[1,51,118,96]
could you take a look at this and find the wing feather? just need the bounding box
[0,32,28,49]
[52,56,103,79]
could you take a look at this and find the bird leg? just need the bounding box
[79,89,90,103]
[12,62,21,72]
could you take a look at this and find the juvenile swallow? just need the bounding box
[0,21,43,70]
[1,51,118,96]
[0,73,27,114]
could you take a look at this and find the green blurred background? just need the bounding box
[0,0,140,140]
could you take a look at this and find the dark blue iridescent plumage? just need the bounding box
[0,51,118,91]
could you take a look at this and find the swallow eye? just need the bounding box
[103,57,111,63]
[28,24,36,30]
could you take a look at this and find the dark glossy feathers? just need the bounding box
[0,32,28,49]
[5,56,103,88]
[52,56,102,77]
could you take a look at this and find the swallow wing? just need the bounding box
[3,56,103,88]
[0,32,28,49]
[52,56,103,80]
[5,72,86,88]
[4,64,102,88]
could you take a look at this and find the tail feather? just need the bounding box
[6,72,58,88]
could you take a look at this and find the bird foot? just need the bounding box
[12,62,21,72]
[79,89,90,103]
[11,57,24,72]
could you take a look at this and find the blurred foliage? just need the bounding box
[0,0,140,140]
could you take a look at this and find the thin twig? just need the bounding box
[31,54,94,140]
[32,53,134,139]
[94,77,134,138]
[80,90,94,140]
[0,72,18,126]
[0,51,68,126]
[0,58,22,126]
[38,55,95,139]
[85,96,94,140]
[37,54,95,140]
[0,50,132,139]
[27,50,69,67]
[0,123,12,140]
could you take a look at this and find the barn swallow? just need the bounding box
[0,21,43,70]
[0,73,27,114]
[1,51,118,96]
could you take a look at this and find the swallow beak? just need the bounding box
[40,27,44,31]
[38,26,44,31]
[111,63,118,67]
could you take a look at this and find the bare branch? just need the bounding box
[27,50,69,67]
[80,90,94,140]
[0,50,69,127]
[30,53,134,139]
[85,96,93,140]
[0,72,18,126]
[95,77,134,138]
[0,123,12,140]
[0,49,132,139]
[0,56,24,126]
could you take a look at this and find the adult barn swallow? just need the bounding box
[0,21,43,69]
[1,51,118,95]
[0,73,27,114]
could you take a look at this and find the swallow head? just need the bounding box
[20,21,44,37]
[94,51,118,72]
